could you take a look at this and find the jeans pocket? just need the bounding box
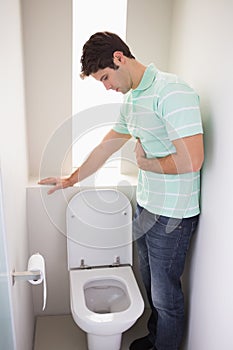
[156,215,183,234]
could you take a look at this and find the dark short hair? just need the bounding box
[80,31,135,78]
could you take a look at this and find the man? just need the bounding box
[39,32,204,350]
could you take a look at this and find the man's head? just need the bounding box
[80,31,135,79]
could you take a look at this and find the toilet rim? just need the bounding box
[83,272,130,291]
[69,266,144,323]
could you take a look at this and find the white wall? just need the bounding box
[169,1,233,349]
[21,0,72,178]
[0,1,34,350]
[126,0,173,70]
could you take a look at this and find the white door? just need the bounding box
[0,168,16,349]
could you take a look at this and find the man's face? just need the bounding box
[91,66,133,95]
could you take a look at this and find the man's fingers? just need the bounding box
[38,177,57,185]
[47,186,59,195]
[39,177,71,195]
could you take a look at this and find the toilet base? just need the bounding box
[87,332,122,350]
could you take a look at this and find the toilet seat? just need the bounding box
[70,265,144,336]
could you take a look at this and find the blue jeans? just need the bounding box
[133,204,199,350]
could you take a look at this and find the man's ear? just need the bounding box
[113,51,124,64]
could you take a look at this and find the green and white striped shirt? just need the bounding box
[113,64,203,218]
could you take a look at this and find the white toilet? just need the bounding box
[66,189,144,350]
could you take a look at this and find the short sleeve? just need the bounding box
[158,83,203,141]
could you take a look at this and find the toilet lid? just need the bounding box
[67,189,133,269]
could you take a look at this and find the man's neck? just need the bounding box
[130,60,147,90]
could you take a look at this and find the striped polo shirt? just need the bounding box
[113,64,203,218]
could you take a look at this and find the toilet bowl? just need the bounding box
[67,189,144,350]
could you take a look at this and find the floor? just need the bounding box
[34,309,150,350]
